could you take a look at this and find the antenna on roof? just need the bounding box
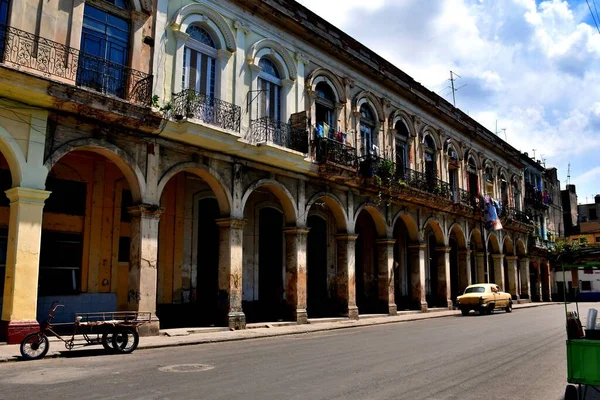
[448,71,466,107]
[567,163,571,185]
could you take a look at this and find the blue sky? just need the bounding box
[296,0,600,204]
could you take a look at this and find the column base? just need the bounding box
[228,312,246,330]
[387,304,397,316]
[420,302,428,313]
[343,306,359,320]
[138,315,160,337]
[0,320,40,345]
[292,308,308,324]
[447,300,454,310]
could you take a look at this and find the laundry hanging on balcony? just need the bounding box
[484,195,503,231]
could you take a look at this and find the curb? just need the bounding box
[0,302,560,363]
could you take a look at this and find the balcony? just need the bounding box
[502,207,534,225]
[524,183,551,210]
[0,24,153,106]
[250,117,308,153]
[314,136,357,169]
[459,188,482,209]
[172,89,241,132]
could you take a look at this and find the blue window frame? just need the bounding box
[77,4,130,98]
[0,0,11,57]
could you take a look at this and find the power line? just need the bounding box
[586,0,600,33]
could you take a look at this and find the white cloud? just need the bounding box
[296,0,600,197]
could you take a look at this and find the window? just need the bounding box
[582,281,592,291]
[258,58,282,120]
[0,0,10,56]
[500,176,508,206]
[395,121,409,176]
[39,231,83,295]
[44,178,87,216]
[596,237,600,243]
[106,0,127,9]
[78,4,130,98]
[424,136,436,182]
[315,82,336,132]
[360,104,377,155]
[464,286,485,294]
[590,209,598,221]
[120,189,133,222]
[182,25,217,98]
[513,180,520,211]
[0,168,10,207]
[118,236,130,262]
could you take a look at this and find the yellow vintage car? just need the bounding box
[456,283,513,316]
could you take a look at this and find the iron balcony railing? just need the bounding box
[314,136,357,169]
[172,89,241,132]
[250,117,308,153]
[0,24,153,106]
[502,206,533,225]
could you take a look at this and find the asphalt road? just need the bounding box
[0,304,590,400]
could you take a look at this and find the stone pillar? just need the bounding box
[491,254,505,291]
[408,243,428,312]
[127,204,163,336]
[475,252,485,284]
[458,249,472,293]
[543,263,552,302]
[376,239,397,316]
[506,256,519,300]
[519,258,531,299]
[284,228,309,324]
[216,218,246,329]
[436,247,453,309]
[335,234,359,319]
[0,188,51,344]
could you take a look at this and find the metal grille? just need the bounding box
[314,136,357,169]
[172,89,241,132]
[250,117,308,153]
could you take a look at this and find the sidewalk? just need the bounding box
[0,302,559,363]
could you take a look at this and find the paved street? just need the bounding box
[0,304,587,400]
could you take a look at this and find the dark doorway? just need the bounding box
[197,198,220,326]
[393,221,412,310]
[307,215,332,317]
[257,207,284,321]
[426,233,440,307]
[355,211,378,314]
[489,253,495,284]
[449,237,459,304]
[530,263,540,302]
[541,264,550,301]
[503,258,510,294]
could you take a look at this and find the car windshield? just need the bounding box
[464,286,486,293]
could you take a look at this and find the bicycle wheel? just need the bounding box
[20,333,49,360]
[111,327,139,354]
[101,332,115,351]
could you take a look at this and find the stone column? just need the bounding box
[436,247,453,309]
[506,256,519,300]
[475,252,485,284]
[408,243,428,312]
[491,254,505,291]
[128,204,163,336]
[335,234,359,319]
[216,218,246,329]
[284,228,309,324]
[519,258,531,300]
[376,239,397,316]
[458,249,472,293]
[0,188,51,344]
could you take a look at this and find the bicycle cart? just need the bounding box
[560,247,600,400]
[20,302,151,360]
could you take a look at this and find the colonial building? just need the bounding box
[0,0,557,343]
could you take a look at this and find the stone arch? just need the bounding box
[423,217,446,245]
[304,192,349,233]
[465,149,481,170]
[156,162,232,215]
[420,127,441,151]
[503,235,515,256]
[44,139,146,204]
[354,91,384,123]
[391,210,419,241]
[354,203,388,237]
[248,39,297,80]
[241,179,298,225]
[516,238,526,256]
[307,68,346,103]
[469,227,484,250]
[171,2,236,51]
[487,232,501,253]
[448,222,467,249]
[389,109,416,137]
[0,129,25,188]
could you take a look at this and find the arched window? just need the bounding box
[447,145,459,201]
[360,104,377,155]
[500,174,508,206]
[467,156,478,198]
[424,135,436,181]
[395,120,409,175]
[258,58,282,120]
[315,82,336,131]
[512,179,521,211]
[182,25,217,98]
[485,165,494,196]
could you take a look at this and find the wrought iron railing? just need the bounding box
[0,24,153,106]
[172,89,241,132]
[250,117,308,153]
[502,207,533,225]
[314,136,357,169]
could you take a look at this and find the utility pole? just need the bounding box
[532,149,537,160]
[448,71,466,107]
[567,163,571,185]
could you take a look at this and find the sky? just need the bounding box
[295,0,600,204]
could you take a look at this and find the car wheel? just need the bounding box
[564,384,578,400]
[505,301,513,313]
[487,304,494,315]
[461,309,469,316]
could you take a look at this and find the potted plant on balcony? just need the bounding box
[376,159,394,180]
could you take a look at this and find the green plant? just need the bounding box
[376,159,394,178]
[151,95,174,113]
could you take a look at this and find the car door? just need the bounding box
[495,285,506,307]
